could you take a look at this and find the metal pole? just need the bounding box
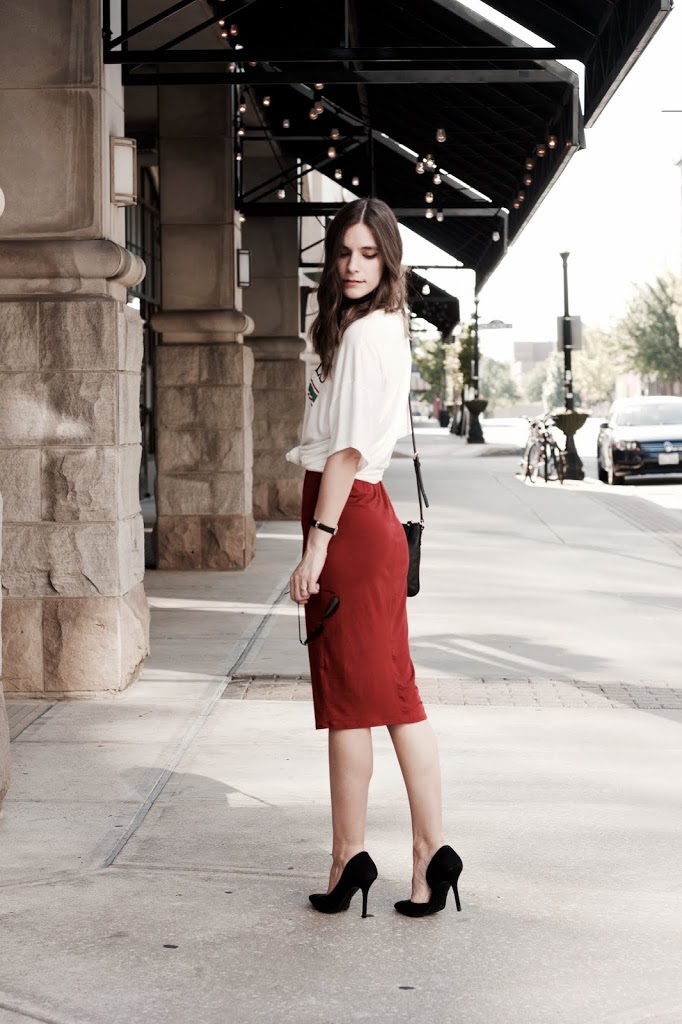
[472,296,480,398]
[466,297,486,444]
[560,252,574,411]
[558,251,584,479]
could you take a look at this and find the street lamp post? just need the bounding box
[465,297,487,444]
[555,252,585,480]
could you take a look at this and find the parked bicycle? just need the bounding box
[521,415,566,484]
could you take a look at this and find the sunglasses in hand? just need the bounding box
[297,588,340,646]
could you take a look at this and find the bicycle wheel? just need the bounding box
[545,445,561,481]
[527,441,540,483]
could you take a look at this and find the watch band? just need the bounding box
[310,517,337,535]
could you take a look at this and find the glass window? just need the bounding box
[614,401,682,426]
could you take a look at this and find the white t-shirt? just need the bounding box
[285,308,412,484]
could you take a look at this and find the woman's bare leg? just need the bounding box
[387,719,446,902]
[327,727,373,892]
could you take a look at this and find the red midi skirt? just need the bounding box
[301,470,426,730]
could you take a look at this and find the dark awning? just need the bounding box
[112,0,671,289]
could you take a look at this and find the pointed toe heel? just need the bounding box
[394,845,463,918]
[309,851,378,918]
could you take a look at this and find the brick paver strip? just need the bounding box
[224,676,682,709]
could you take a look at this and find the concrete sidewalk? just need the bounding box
[2,427,681,1024]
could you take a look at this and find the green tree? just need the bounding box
[617,274,682,385]
[479,357,520,413]
[412,334,446,403]
[572,326,623,406]
[524,359,550,402]
[542,352,566,411]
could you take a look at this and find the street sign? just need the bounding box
[557,315,582,351]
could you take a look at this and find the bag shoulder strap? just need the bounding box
[407,338,429,522]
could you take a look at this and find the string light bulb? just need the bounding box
[282,118,290,129]
[228,63,236,73]
[491,230,501,242]
[352,176,360,187]
[330,127,340,140]
[314,82,325,89]
[523,174,532,186]
[536,143,546,157]
[436,127,446,143]
[425,208,434,219]
[433,172,442,185]
[229,23,238,35]
[239,95,247,113]
[239,212,246,222]
[436,209,444,222]
[334,168,342,180]
[525,157,535,170]
[415,161,424,174]
[221,30,228,37]
[547,135,557,149]
[425,192,434,204]
[237,127,245,137]
[235,151,242,161]
[422,284,431,295]
[425,153,435,168]
[309,107,318,120]
[314,97,324,115]
[218,19,225,26]
[327,146,336,159]
[513,201,520,209]
[277,188,285,199]
[263,96,271,107]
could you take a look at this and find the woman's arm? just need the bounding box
[289,447,361,604]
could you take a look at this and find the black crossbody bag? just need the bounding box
[402,397,429,597]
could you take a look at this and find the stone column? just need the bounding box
[153,85,256,569]
[243,210,306,519]
[0,1,149,695]
[0,491,10,811]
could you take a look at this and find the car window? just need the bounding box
[614,401,682,426]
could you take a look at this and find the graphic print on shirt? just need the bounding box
[307,362,327,405]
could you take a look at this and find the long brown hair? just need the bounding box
[310,198,407,379]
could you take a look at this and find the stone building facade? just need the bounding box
[0,0,308,729]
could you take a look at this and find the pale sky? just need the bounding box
[400,4,682,362]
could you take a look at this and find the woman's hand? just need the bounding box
[290,535,329,604]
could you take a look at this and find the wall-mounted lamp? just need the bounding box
[0,185,5,218]
[110,137,137,206]
[237,248,251,288]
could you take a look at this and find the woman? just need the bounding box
[285,198,463,919]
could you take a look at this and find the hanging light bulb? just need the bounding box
[517,191,525,202]
[436,209,444,222]
[239,95,247,114]
[425,192,434,204]
[314,82,325,90]
[491,230,501,242]
[239,212,246,223]
[228,63,236,73]
[334,168,342,180]
[330,127,340,140]
[536,143,546,157]
[221,30,228,37]
[327,146,336,159]
[263,96,271,107]
[282,118,290,129]
[235,151,242,162]
[237,127,245,137]
[352,176,360,187]
[547,135,557,149]
[422,284,431,295]
[218,19,225,26]
[248,61,257,66]
[513,201,520,209]
[523,174,532,186]
[524,157,535,171]
[234,43,244,50]
[415,161,424,174]
[229,23,238,35]
[309,107,318,120]
[277,188,286,199]
[432,172,442,185]
[425,153,435,168]
[436,127,446,143]
[425,208,434,219]
[314,96,324,115]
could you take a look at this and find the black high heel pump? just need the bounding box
[394,845,463,917]
[309,851,378,918]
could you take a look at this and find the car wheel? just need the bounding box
[597,450,607,483]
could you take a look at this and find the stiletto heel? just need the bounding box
[309,851,378,917]
[394,845,463,918]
